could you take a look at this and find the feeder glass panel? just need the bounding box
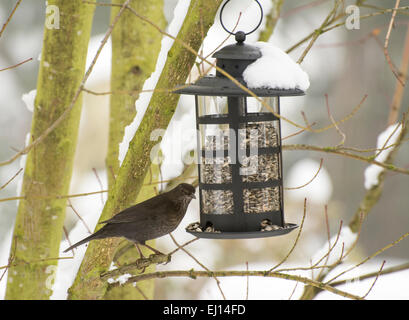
[246,96,279,113]
[197,96,228,117]
[198,121,234,215]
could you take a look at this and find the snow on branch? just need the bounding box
[364,123,403,190]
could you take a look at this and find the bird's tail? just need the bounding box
[63,229,104,253]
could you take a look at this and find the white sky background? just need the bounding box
[0,0,408,300]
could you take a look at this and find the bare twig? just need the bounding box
[168,237,200,256]
[360,260,385,299]
[134,285,149,300]
[297,0,343,64]
[0,57,32,72]
[285,159,323,190]
[325,231,409,284]
[388,24,409,125]
[331,261,409,287]
[287,6,409,54]
[0,168,22,191]
[0,0,22,38]
[268,198,308,272]
[67,199,92,234]
[92,168,105,205]
[282,122,316,141]
[169,234,226,300]
[384,0,404,86]
[245,261,249,300]
[325,94,346,147]
[283,143,409,175]
[108,269,362,300]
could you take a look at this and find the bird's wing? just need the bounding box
[99,193,173,224]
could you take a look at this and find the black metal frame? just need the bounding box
[174,21,305,239]
[189,95,297,239]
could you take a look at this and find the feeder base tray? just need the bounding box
[186,223,298,239]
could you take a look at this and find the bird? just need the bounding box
[63,183,196,257]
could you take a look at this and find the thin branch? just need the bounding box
[360,260,385,299]
[0,0,22,38]
[0,237,17,283]
[281,0,329,19]
[168,237,199,256]
[285,159,323,190]
[331,261,409,287]
[134,285,149,300]
[325,94,346,147]
[297,0,343,64]
[287,6,409,54]
[0,168,22,191]
[388,24,409,125]
[92,168,105,205]
[282,122,316,141]
[325,231,409,284]
[0,256,73,271]
[312,220,343,269]
[0,189,109,203]
[245,261,249,300]
[67,199,92,234]
[384,0,404,86]
[0,57,32,72]
[374,120,403,159]
[169,234,226,300]
[283,143,409,175]
[108,269,363,300]
[268,198,307,272]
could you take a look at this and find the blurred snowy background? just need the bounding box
[0,0,408,299]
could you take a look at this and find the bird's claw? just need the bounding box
[149,253,171,265]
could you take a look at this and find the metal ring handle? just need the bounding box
[219,0,264,36]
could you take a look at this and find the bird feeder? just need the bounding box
[176,0,305,239]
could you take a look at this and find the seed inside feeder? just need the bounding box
[260,219,282,232]
[240,121,278,149]
[202,189,234,214]
[244,187,280,214]
[201,120,281,215]
[186,221,221,233]
[241,153,279,182]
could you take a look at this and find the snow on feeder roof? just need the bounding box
[179,35,309,97]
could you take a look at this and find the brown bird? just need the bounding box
[63,183,196,256]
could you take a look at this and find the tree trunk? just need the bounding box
[103,0,165,300]
[67,0,223,300]
[5,1,95,300]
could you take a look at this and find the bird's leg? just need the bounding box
[134,243,145,259]
[142,243,166,256]
[134,243,147,273]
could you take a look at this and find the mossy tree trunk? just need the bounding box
[103,0,165,300]
[5,1,95,300]
[67,0,223,300]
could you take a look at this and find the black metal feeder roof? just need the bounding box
[175,38,306,97]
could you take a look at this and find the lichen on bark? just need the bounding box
[5,1,95,300]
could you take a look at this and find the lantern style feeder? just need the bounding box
[176,0,305,239]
